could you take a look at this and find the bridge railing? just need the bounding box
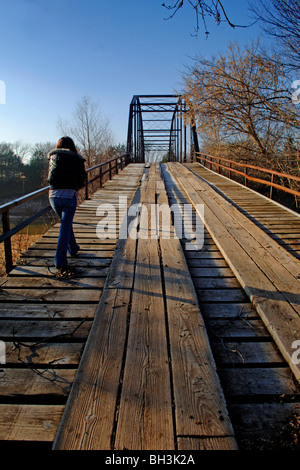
[195,152,300,202]
[0,153,130,274]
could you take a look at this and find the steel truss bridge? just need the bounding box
[126,94,199,163]
[1,94,300,451]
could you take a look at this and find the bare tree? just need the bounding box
[181,40,300,166]
[58,96,114,167]
[12,141,31,163]
[162,0,254,36]
[250,0,300,68]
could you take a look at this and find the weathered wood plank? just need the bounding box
[114,165,174,450]
[207,318,270,339]
[199,302,258,319]
[168,163,300,382]
[219,367,298,396]
[0,288,102,303]
[157,166,236,443]
[21,249,114,258]
[0,276,106,289]
[53,174,144,450]
[196,288,249,303]
[0,303,96,319]
[177,436,238,450]
[0,405,65,441]
[212,341,285,365]
[0,319,91,338]
[229,402,300,450]
[4,264,109,278]
[5,342,84,365]
[0,369,76,397]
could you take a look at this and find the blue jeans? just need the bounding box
[49,197,79,268]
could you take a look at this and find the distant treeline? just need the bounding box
[0,141,126,199]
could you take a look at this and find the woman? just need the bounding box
[48,136,86,277]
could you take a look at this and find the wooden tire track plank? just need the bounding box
[0,163,146,444]
[114,164,174,451]
[52,184,142,450]
[167,163,300,383]
[156,166,237,450]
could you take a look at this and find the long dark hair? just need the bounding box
[56,136,78,153]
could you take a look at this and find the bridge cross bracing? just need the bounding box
[127,95,197,163]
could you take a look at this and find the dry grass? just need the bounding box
[0,230,44,277]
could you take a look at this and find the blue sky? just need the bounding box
[0,0,261,148]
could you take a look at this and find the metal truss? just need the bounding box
[127,95,199,163]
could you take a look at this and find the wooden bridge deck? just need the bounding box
[0,161,300,450]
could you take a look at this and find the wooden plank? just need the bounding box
[4,264,109,278]
[5,342,84,365]
[53,174,144,450]
[207,318,270,339]
[0,405,65,441]
[14,256,112,267]
[189,267,235,278]
[0,369,76,397]
[0,319,91,339]
[195,288,248,303]
[21,249,114,258]
[212,341,285,365]
[168,163,300,383]
[177,436,238,450]
[156,166,236,443]
[199,302,258,319]
[193,277,241,288]
[114,165,174,450]
[219,367,298,396]
[0,303,96,319]
[0,276,105,289]
[229,402,300,450]
[0,288,102,303]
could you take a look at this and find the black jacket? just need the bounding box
[47,149,86,191]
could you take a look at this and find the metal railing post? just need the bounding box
[99,165,103,188]
[2,210,13,273]
[270,173,274,199]
[85,173,89,199]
